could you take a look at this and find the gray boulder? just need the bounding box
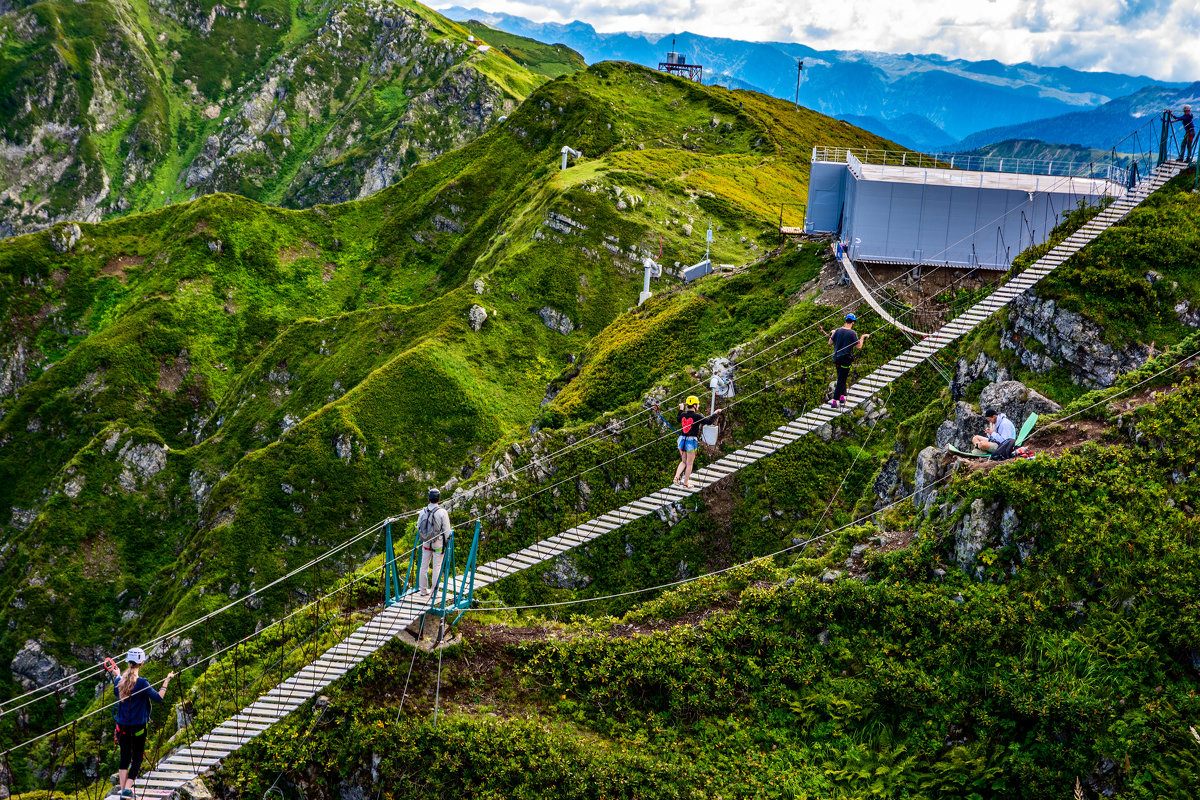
[467,304,487,332]
[538,307,574,336]
[978,381,1061,427]
[11,640,71,694]
[50,223,82,253]
[935,402,988,450]
[542,554,591,589]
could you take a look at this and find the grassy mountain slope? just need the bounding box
[0,62,896,696]
[0,0,583,238]
[194,171,1200,800]
[5,71,1200,798]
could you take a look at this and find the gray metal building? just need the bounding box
[804,148,1128,270]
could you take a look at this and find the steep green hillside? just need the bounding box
[461,19,586,78]
[0,62,896,700]
[180,172,1200,799]
[4,58,1200,795]
[0,0,582,237]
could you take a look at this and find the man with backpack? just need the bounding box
[417,489,452,597]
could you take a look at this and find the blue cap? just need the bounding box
[845,313,857,322]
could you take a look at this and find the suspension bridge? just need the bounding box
[92,157,1183,797]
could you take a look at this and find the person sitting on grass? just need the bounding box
[971,407,1016,458]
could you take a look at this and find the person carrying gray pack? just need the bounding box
[417,489,452,597]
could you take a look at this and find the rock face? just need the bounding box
[538,306,575,335]
[934,381,1060,451]
[10,640,70,694]
[0,0,531,238]
[542,554,591,589]
[872,454,911,509]
[913,446,957,510]
[1002,293,1152,388]
[950,351,1010,400]
[951,499,1033,577]
[49,223,82,253]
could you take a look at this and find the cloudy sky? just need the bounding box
[433,0,1200,81]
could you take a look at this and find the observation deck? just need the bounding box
[804,147,1130,271]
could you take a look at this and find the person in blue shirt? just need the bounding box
[972,407,1017,455]
[104,647,174,797]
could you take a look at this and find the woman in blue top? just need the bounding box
[104,647,174,797]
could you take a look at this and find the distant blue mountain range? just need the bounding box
[441,7,1189,151]
[956,82,1200,153]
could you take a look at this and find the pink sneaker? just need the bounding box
[829,398,838,408]
[838,395,846,404]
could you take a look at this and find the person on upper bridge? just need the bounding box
[972,407,1017,459]
[103,647,174,798]
[828,314,869,408]
[674,395,722,489]
[1170,105,1195,162]
[417,489,452,598]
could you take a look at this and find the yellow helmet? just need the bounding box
[686,395,700,406]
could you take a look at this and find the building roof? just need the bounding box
[853,161,1123,197]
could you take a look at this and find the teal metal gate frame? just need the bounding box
[383,519,481,625]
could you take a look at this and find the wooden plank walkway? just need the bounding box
[128,160,1183,798]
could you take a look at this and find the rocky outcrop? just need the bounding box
[541,554,591,589]
[934,382,1060,451]
[934,402,989,451]
[10,639,71,694]
[538,307,574,335]
[950,351,1010,400]
[115,438,169,492]
[951,498,1034,578]
[913,446,958,510]
[872,453,911,509]
[1002,293,1152,388]
[1,0,523,238]
[977,380,1061,423]
[468,304,487,332]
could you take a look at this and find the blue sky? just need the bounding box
[433,0,1200,81]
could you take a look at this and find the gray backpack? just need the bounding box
[417,507,444,543]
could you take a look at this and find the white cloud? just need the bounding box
[434,0,1200,81]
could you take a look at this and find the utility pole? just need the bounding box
[795,59,804,108]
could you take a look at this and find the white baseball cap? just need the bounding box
[125,647,147,664]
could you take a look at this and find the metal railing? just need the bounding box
[811,145,1130,185]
